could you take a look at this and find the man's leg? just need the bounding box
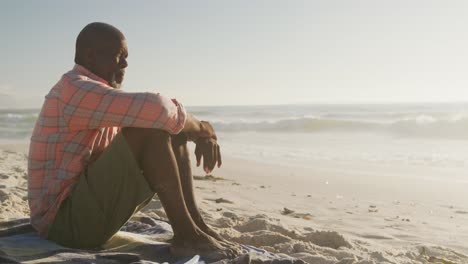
[170,134,232,240]
[122,128,237,258]
[48,132,156,249]
[171,134,243,253]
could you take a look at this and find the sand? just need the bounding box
[1,144,467,264]
[0,149,29,221]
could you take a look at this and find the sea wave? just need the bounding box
[0,110,38,123]
[213,116,468,140]
[0,106,467,140]
[0,110,38,139]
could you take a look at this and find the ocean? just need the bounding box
[190,103,468,170]
[2,103,468,170]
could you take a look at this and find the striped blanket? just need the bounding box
[0,217,304,264]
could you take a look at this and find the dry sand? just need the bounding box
[1,145,467,264]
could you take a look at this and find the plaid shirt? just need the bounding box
[28,64,187,237]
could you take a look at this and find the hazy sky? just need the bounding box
[2,0,468,108]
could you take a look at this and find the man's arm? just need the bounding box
[181,113,217,141]
[59,78,186,134]
[63,76,221,172]
[170,113,221,173]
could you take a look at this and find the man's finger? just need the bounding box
[217,144,222,168]
[204,141,215,173]
[195,143,202,167]
[210,142,217,172]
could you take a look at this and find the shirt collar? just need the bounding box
[73,64,110,85]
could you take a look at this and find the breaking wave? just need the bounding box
[213,115,468,140]
[0,109,38,139]
[1,105,468,140]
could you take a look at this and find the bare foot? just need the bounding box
[170,232,238,261]
[193,216,237,243]
[199,225,245,253]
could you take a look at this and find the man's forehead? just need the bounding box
[96,37,127,52]
[117,39,128,54]
[121,39,128,50]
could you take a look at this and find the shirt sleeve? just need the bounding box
[58,77,186,134]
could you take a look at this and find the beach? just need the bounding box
[1,103,468,263]
[1,145,467,263]
[4,1,468,261]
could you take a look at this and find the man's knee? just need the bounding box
[122,127,171,151]
[147,129,172,147]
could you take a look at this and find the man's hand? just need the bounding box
[195,137,222,174]
[187,120,217,142]
[182,113,218,141]
[182,115,221,173]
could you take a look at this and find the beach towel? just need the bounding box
[0,217,305,264]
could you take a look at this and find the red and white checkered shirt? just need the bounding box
[28,64,187,237]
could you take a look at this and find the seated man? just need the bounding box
[28,22,239,259]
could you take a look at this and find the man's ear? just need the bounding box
[82,48,95,67]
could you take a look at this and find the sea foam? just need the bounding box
[212,115,468,140]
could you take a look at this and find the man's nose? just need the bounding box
[120,58,128,68]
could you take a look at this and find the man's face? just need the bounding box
[89,38,128,89]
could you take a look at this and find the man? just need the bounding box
[28,22,239,259]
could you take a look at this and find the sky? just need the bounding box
[1,0,468,108]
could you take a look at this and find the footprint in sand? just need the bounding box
[442,205,468,215]
[13,166,24,173]
[206,198,234,204]
[222,211,240,220]
[368,205,378,213]
[0,189,8,201]
[304,230,352,249]
[0,174,8,180]
[193,175,225,181]
[281,208,313,220]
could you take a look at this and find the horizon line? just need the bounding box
[1,100,467,110]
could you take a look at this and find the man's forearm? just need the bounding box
[181,113,217,142]
[181,113,202,141]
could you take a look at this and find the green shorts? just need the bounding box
[48,133,155,249]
